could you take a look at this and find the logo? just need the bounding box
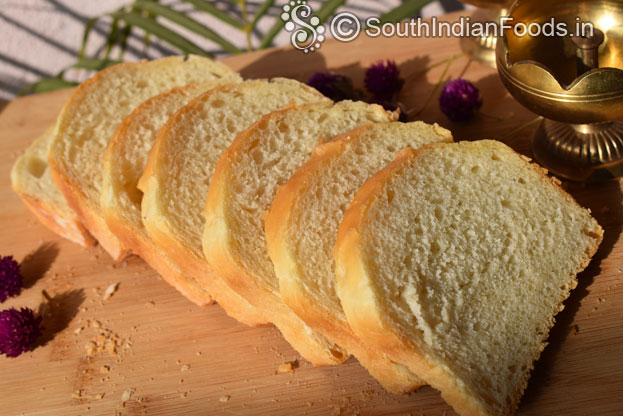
[281,0,326,53]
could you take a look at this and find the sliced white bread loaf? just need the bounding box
[334,140,603,415]
[202,101,397,366]
[11,126,95,247]
[48,55,238,261]
[138,79,326,327]
[266,122,453,392]
[101,80,240,306]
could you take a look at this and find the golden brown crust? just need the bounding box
[103,207,213,307]
[335,141,603,415]
[48,156,128,261]
[203,106,349,366]
[46,61,153,261]
[48,57,235,262]
[13,189,96,247]
[137,85,269,327]
[335,146,493,414]
[101,84,227,307]
[267,123,427,392]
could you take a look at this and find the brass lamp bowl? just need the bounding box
[459,0,515,66]
[496,0,623,181]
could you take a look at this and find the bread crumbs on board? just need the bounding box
[278,360,299,373]
[219,395,231,403]
[121,388,135,403]
[103,282,120,300]
[83,320,129,359]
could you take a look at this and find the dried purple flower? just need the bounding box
[307,72,358,101]
[364,60,404,101]
[439,78,483,122]
[0,307,42,358]
[0,256,23,303]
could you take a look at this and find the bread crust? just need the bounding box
[103,206,213,306]
[266,123,427,392]
[48,56,236,262]
[13,189,96,247]
[203,105,353,366]
[47,61,141,261]
[138,84,270,327]
[11,127,96,247]
[334,142,603,415]
[101,83,234,307]
[48,156,128,260]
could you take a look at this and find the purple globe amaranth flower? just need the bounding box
[307,72,359,102]
[365,60,404,102]
[0,256,23,303]
[439,78,483,122]
[0,307,42,358]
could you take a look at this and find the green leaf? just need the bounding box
[55,57,122,79]
[315,0,347,24]
[379,0,433,23]
[79,17,99,59]
[103,16,120,60]
[181,0,244,30]
[19,78,78,96]
[250,0,274,29]
[117,23,132,59]
[110,11,212,57]
[258,17,285,49]
[138,0,158,50]
[69,57,122,71]
[133,1,242,53]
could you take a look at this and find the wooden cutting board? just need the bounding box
[1,11,622,416]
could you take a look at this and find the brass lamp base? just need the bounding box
[532,119,623,182]
[459,8,506,67]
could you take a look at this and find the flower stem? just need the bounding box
[409,54,459,118]
[479,112,505,122]
[406,53,465,82]
[500,116,543,140]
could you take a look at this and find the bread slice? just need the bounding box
[48,55,238,261]
[334,140,603,415]
[101,80,240,306]
[266,122,453,392]
[11,126,95,247]
[138,79,326,327]
[202,101,397,365]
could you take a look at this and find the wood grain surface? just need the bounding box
[1,11,622,416]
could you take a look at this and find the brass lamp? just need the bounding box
[496,0,623,182]
[459,0,514,66]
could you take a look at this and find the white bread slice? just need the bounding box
[265,122,453,392]
[334,140,603,415]
[101,80,240,306]
[48,55,238,261]
[138,79,326,327]
[11,126,95,247]
[202,101,397,366]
